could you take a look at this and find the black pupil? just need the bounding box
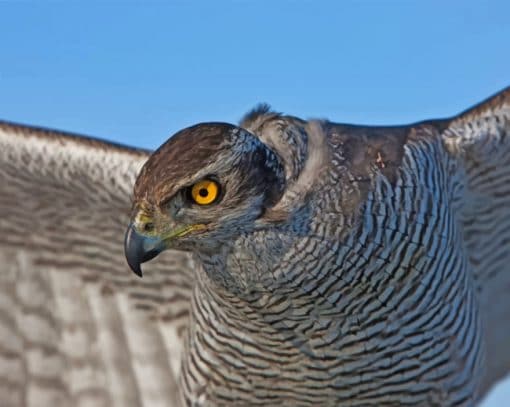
[199,188,208,197]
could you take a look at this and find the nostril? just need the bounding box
[143,222,154,233]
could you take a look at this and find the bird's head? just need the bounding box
[124,123,286,276]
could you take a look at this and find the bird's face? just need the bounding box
[124,123,285,276]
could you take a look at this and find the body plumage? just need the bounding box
[1,88,509,406]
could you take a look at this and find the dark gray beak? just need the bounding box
[124,224,163,277]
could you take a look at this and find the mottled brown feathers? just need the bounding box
[326,123,410,185]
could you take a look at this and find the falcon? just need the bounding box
[0,87,509,406]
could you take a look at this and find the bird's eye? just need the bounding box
[190,179,220,205]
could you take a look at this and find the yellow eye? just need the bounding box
[191,179,220,205]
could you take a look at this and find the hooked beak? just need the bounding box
[124,224,164,277]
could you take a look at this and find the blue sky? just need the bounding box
[0,1,509,404]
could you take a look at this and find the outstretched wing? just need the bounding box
[441,87,510,395]
[0,122,193,407]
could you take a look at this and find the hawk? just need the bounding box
[0,87,509,406]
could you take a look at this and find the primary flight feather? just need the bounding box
[1,87,509,406]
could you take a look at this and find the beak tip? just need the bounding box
[125,251,145,278]
[127,257,143,277]
[124,224,146,278]
[133,267,143,278]
[124,223,162,278]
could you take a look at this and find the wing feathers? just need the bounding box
[0,122,190,406]
[442,87,510,394]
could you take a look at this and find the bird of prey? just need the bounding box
[0,87,509,406]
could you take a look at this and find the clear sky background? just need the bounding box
[0,1,508,404]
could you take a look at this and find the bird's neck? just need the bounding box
[183,219,484,405]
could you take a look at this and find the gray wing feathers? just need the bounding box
[0,122,191,407]
[443,87,510,393]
